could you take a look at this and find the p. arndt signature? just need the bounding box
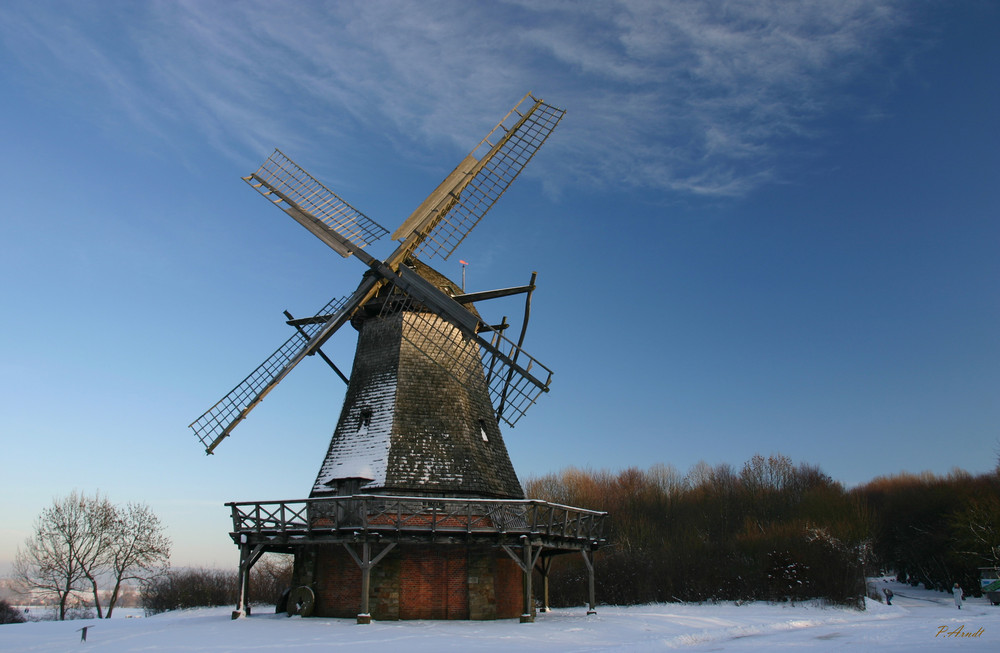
[935,624,984,639]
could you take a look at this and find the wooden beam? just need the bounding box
[450,284,534,304]
[392,153,479,242]
[580,548,597,615]
[536,556,553,613]
[521,540,541,623]
[344,541,396,624]
[502,537,543,623]
[285,315,334,326]
[497,272,537,421]
[232,542,266,620]
[284,310,349,385]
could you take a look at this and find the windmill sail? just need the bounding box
[190,293,352,454]
[393,94,565,260]
[245,149,388,257]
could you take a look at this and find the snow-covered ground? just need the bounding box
[2,579,997,651]
[9,607,145,620]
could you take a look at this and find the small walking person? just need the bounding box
[883,587,893,605]
[953,582,964,609]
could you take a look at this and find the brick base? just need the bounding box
[292,543,523,620]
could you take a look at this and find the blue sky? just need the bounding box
[1,1,997,570]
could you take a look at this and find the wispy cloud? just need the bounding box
[0,0,917,196]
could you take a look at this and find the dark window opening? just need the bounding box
[358,408,373,432]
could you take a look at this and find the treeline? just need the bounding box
[861,469,1000,593]
[526,455,1000,608]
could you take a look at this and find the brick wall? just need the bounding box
[311,545,363,619]
[399,545,468,619]
[300,543,526,620]
[496,555,525,618]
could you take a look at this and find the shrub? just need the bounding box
[0,600,26,624]
[249,555,294,606]
[140,557,293,615]
[141,568,237,615]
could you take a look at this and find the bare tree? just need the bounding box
[14,492,171,620]
[647,462,687,498]
[75,494,116,618]
[13,492,92,620]
[951,496,1000,569]
[105,502,171,618]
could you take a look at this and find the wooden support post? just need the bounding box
[537,556,553,613]
[344,540,396,624]
[359,541,372,624]
[232,541,265,619]
[521,541,534,623]
[580,548,597,615]
[233,543,249,620]
[501,540,542,623]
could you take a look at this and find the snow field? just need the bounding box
[2,579,997,651]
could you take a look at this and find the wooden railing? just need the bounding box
[226,496,608,545]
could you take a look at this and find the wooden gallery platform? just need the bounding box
[227,495,608,623]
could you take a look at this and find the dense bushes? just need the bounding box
[249,555,295,606]
[0,600,26,624]
[858,470,1000,595]
[141,568,236,615]
[141,556,293,615]
[528,457,1000,608]
[526,455,872,607]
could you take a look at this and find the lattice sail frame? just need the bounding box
[245,149,388,253]
[190,294,350,452]
[412,95,565,261]
[378,286,552,427]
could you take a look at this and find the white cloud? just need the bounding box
[0,0,916,196]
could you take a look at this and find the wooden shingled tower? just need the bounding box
[190,94,607,623]
[311,259,524,501]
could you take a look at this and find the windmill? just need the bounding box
[191,94,607,622]
[191,93,558,463]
